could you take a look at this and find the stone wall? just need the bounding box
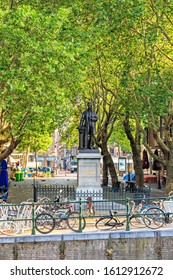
[0,230,173,260]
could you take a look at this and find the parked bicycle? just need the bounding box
[95,210,139,230]
[95,195,159,230]
[35,195,86,234]
[127,194,170,228]
[142,193,173,229]
[0,197,19,236]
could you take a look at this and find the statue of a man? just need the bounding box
[78,102,98,149]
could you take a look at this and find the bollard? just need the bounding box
[79,198,83,232]
[126,198,130,231]
[31,202,35,235]
[33,181,37,202]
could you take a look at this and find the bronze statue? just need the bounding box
[78,102,98,150]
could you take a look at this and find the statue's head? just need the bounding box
[87,102,92,109]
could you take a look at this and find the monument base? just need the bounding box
[76,150,125,212]
[77,150,102,192]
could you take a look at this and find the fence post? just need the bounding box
[33,179,37,202]
[31,202,35,235]
[126,198,130,231]
[79,198,83,232]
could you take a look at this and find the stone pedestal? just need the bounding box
[77,150,102,192]
[76,150,125,212]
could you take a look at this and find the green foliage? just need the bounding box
[0,1,73,159]
[52,0,173,151]
[0,0,172,168]
[17,132,53,153]
[109,122,131,152]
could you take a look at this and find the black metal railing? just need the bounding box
[34,183,150,211]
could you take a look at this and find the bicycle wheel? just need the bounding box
[35,213,55,234]
[0,221,20,236]
[130,215,145,228]
[67,211,86,232]
[143,207,165,229]
[54,210,68,229]
[95,216,117,230]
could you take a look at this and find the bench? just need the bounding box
[143,175,157,183]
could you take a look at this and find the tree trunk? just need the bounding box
[123,116,144,189]
[143,112,173,195]
[22,148,30,168]
[101,143,118,188]
[102,157,108,186]
[165,148,173,195]
[0,137,22,162]
[132,152,144,188]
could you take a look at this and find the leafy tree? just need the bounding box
[17,132,53,168]
[109,122,131,154]
[57,0,173,192]
[0,1,73,161]
[116,0,173,193]
[2,0,173,195]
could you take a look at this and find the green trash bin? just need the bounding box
[19,171,24,181]
[15,171,20,181]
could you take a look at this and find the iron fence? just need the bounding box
[0,194,173,236]
[34,183,151,211]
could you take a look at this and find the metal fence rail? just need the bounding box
[0,194,173,236]
[34,184,151,199]
[34,184,151,211]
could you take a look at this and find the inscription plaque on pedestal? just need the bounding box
[77,151,102,192]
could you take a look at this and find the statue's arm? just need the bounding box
[90,113,98,122]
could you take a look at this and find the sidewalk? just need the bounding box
[148,183,165,198]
